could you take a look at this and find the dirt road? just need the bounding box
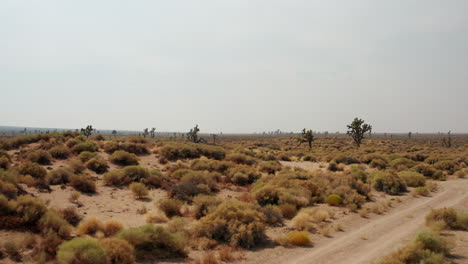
[246,179,468,264]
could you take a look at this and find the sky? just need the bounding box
[1,0,467,133]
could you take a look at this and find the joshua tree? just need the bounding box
[112,130,117,138]
[187,125,206,143]
[442,131,452,148]
[80,125,94,138]
[143,128,149,138]
[211,134,218,145]
[150,128,156,138]
[297,129,315,149]
[408,132,412,139]
[346,118,372,148]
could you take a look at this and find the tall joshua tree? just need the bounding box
[143,128,149,138]
[81,125,94,138]
[297,128,315,149]
[150,128,156,138]
[346,118,372,148]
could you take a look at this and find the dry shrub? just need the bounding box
[282,231,311,246]
[411,186,430,197]
[158,198,183,218]
[218,245,236,262]
[194,251,219,264]
[27,150,53,165]
[78,151,97,162]
[145,210,168,223]
[118,224,187,260]
[57,238,107,264]
[279,204,297,219]
[38,210,73,238]
[14,195,48,226]
[47,168,74,185]
[71,141,98,154]
[70,175,96,193]
[86,157,109,174]
[49,145,71,160]
[193,194,222,219]
[76,217,105,236]
[370,171,407,195]
[197,199,266,248]
[59,206,81,226]
[18,161,47,179]
[398,171,426,187]
[160,142,226,161]
[260,205,283,226]
[104,219,124,237]
[100,237,135,264]
[426,208,468,231]
[292,208,330,231]
[110,150,139,166]
[69,159,86,174]
[129,182,148,199]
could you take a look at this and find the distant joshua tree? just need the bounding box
[408,132,412,139]
[81,125,94,138]
[187,124,207,143]
[442,131,452,148]
[112,130,117,138]
[211,134,218,145]
[297,129,315,149]
[346,118,372,148]
[150,128,156,138]
[143,128,149,138]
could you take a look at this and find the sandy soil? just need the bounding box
[239,178,468,264]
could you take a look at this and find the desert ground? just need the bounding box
[0,131,467,264]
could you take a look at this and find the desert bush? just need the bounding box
[158,198,183,217]
[110,150,139,166]
[397,171,426,187]
[27,150,53,165]
[118,224,187,260]
[130,182,148,199]
[78,151,97,162]
[390,158,416,171]
[454,168,468,178]
[286,231,311,246]
[325,194,343,206]
[58,207,82,226]
[412,186,430,197]
[57,238,107,264]
[0,179,18,198]
[100,237,135,264]
[414,230,451,255]
[260,205,283,226]
[170,170,217,201]
[279,204,297,219]
[334,154,359,165]
[69,159,86,174]
[433,160,457,174]
[0,156,10,169]
[47,168,74,185]
[327,161,338,171]
[160,143,226,161]
[18,161,47,179]
[193,194,222,219]
[103,166,151,186]
[119,143,149,155]
[425,208,468,231]
[226,165,261,185]
[145,210,169,223]
[369,158,388,169]
[411,164,436,178]
[225,153,257,165]
[292,208,330,231]
[38,210,72,238]
[49,145,71,159]
[14,195,47,226]
[72,141,98,154]
[103,219,124,237]
[370,171,407,195]
[70,175,96,193]
[103,141,119,154]
[86,157,109,174]
[76,217,105,236]
[197,199,266,248]
[258,160,282,174]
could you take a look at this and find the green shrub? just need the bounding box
[433,160,457,174]
[412,186,430,197]
[103,166,151,186]
[370,171,407,195]
[414,230,451,255]
[160,143,226,161]
[398,171,426,187]
[72,141,98,154]
[197,199,266,248]
[157,198,183,217]
[49,145,71,160]
[86,157,109,174]
[47,168,74,185]
[18,162,47,179]
[57,238,107,264]
[70,175,96,193]
[119,143,149,155]
[78,151,97,162]
[100,238,135,264]
[227,165,261,185]
[170,170,217,201]
[110,150,139,166]
[27,150,53,165]
[118,225,187,260]
[325,194,343,206]
[129,182,148,199]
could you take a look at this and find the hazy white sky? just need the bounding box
[1,1,467,133]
